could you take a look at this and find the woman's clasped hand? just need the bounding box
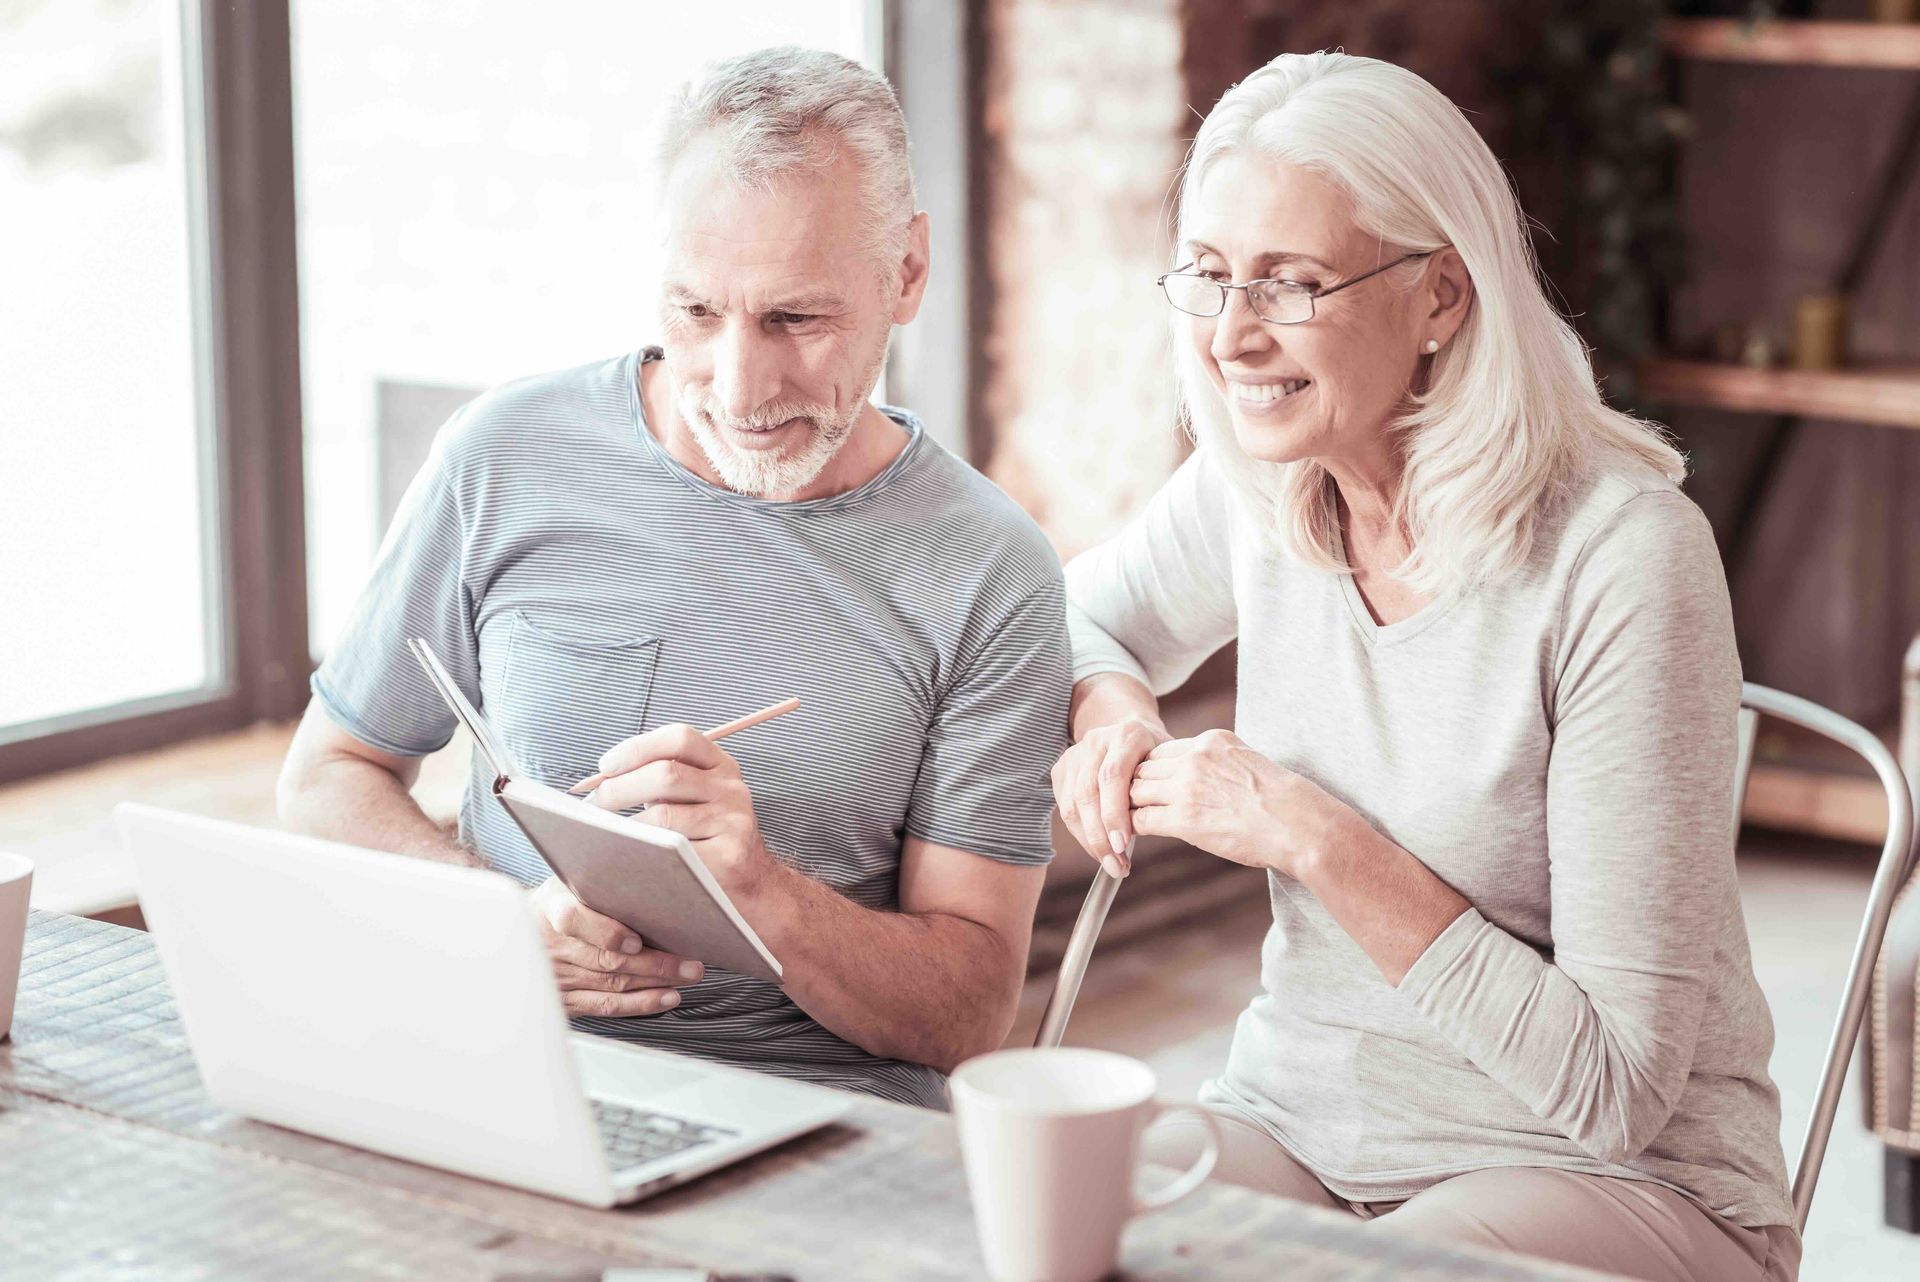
[1054,716,1350,879]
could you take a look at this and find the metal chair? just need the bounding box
[1735,684,1915,1230]
[1034,682,1917,1235]
[1032,865,1121,1052]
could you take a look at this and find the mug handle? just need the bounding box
[1132,1106,1221,1215]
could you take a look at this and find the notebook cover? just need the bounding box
[498,780,783,985]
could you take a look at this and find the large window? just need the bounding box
[0,0,309,783]
[0,0,217,733]
[291,1,879,655]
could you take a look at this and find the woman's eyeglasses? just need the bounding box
[1157,251,1434,325]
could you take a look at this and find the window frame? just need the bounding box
[879,0,976,462]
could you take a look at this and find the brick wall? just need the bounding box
[975,0,1189,559]
[1181,0,1540,158]
[974,0,1542,556]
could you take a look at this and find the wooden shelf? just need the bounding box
[1742,718,1904,845]
[1662,18,1920,70]
[1745,763,1891,845]
[1637,359,1920,429]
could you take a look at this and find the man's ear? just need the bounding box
[890,211,932,325]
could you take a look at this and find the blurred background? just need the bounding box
[3,0,1918,1274]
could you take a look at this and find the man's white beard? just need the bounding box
[676,340,888,499]
[680,393,852,498]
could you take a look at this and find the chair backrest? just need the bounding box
[1736,683,1916,1232]
[1034,682,1917,1235]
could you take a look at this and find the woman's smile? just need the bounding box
[1224,377,1313,412]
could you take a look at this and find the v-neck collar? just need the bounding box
[1330,524,1458,646]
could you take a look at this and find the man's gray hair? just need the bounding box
[657,46,917,280]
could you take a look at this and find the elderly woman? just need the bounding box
[1052,52,1797,1282]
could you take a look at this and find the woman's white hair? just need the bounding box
[1176,51,1683,594]
[657,46,917,284]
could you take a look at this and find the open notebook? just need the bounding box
[406,638,782,984]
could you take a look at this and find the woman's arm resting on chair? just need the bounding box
[1054,452,1241,871]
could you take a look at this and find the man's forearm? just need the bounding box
[278,756,478,867]
[740,861,1025,1073]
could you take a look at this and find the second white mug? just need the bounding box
[0,852,34,1041]
[951,1046,1220,1282]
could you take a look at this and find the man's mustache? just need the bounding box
[683,395,836,432]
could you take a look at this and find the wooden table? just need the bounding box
[0,914,1606,1280]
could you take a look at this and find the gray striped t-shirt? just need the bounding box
[312,348,1070,1108]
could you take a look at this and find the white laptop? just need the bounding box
[117,803,852,1207]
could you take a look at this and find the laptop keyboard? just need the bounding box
[590,1098,740,1171]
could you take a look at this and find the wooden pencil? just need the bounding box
[567,697,802,796]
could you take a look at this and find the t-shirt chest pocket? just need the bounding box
[491,610,661,787]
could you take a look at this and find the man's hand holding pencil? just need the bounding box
[571,697,802,904]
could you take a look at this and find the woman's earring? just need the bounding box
[1422,339,1440,354]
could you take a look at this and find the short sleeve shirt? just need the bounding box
[311,349,1070,1107]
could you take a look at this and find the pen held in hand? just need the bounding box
[567,697,802,796]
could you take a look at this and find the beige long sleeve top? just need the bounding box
[1066,448,1793,1228]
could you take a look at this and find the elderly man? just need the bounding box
[277,47,1069,1108]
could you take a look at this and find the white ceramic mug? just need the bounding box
[0,853,33,1041]
[951,1047,1221,1282]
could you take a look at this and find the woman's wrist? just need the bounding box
[1262,780,1354,881]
